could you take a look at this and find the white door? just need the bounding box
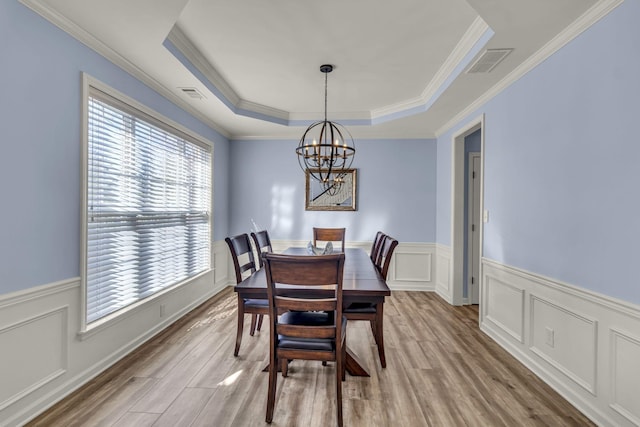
[467,154,481,304]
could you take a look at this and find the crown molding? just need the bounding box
[435,0,624,137]
[19,0,231,139]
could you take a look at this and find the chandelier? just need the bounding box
[296,64,355,195]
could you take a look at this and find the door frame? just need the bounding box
[450,114,484,307]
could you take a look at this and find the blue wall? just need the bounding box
[0,1,230,295]
[4,0,639,306]
[437,0,640,304]
[229,138,437,243]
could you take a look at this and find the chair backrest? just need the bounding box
[225,233,257,284]
[251,230,273,267]
[263,253,345,341]
[370,231,386,263]
[375,235,399,279]
[313,227,346,252]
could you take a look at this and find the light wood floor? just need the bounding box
[28,289,594,427]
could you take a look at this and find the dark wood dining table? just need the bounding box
[234,247,391,377]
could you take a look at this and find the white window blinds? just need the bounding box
[86,89,211,324]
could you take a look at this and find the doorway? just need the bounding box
[467,152,481,304]
[451,115,484,306]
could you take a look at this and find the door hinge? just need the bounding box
[472,171,476,179]
[472,224,475,232]
[471,276,475,285]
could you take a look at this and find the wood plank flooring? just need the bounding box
[27,289,595,426]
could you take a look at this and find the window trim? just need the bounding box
[80,73,214,335]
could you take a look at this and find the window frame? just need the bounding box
[80,73,213,335]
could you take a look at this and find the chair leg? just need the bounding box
[234,297,245,357]
[266,356,278,423]
[375,303,386,368]
[341,343,346,382]
[336,347,344,427]
[281,358,289,378]
[249,314,258,336]
[370,319,378,345]
[256,314,264,331]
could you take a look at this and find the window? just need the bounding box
[84,80,211,325]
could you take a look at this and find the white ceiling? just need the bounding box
[26,0,600,140]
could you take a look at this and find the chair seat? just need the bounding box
[344,302,376,313]
[244,298,268,308]
[278,311,346,352]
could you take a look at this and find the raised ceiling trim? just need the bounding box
[436,0,624,137]
[166,26,291,125]
[372,16,491,119]
[19,0,231,139]
[166,15,493,127]
[166,26,241,107]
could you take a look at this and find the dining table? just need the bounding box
[234,247,391,377]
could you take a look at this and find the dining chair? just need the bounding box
[250,229,273,268]
[344,234,398,369]
[263,252,346,427]
[375,235,399,279]
[313,227,346,252]
[225,233,268,357]
[369,231,386,263]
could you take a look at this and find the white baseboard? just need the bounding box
[481,258,640,427]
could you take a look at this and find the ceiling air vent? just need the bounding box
[466,48,513,74]
[180,87,205,100]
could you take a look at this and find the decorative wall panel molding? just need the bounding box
[529,295,597,394]
[388,243,435,291]
[483,275,525,343]
[435,244,452,303]
[0,257,223,426]
[0,307,68,411]
[481,258,640,427]
[610,328,640,425]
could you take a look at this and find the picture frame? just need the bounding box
[305,168,357,211]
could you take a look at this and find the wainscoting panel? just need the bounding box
[213,239,230,288]
[0,243,228,427]
[610,328,640,425]
[484,274,525,343]
[435,244,452,303]
[388,243,435,291]
[481,258,640,427]
[0,306,68,411]
[530,295,597,394]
